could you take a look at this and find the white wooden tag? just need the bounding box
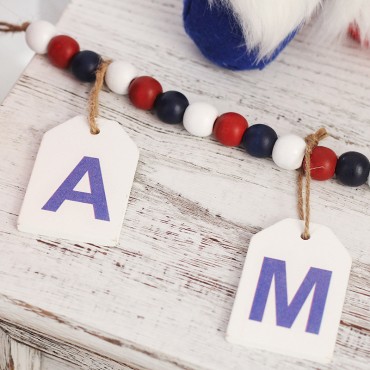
[227,218,351,363]
[18,115,139,246]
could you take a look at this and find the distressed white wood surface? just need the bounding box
[0,0,369,369]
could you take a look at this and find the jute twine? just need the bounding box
[298,128,328,240]
[87,59,111,134]
[0,21,29,32]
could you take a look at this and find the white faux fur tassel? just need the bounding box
[213,0,370,59]
[312,0,370,46]
[211,0,322,58]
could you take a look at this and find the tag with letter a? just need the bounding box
[227,218,351,363]
[18,115,139,246]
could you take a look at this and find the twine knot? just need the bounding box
[305,128,328,151]
[298,128,329,240]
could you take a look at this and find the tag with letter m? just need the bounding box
[227,219,351,363]
[249,257,332,334]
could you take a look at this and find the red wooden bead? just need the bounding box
[304,146,337,181]
[129,76,163,110]
[47,35,80,69]
[213,112,248,146]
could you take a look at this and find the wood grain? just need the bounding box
[0,0,369,369]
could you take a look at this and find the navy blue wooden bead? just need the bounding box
[154,91,189,124]
[242,124,278,158]
[335,151,370,187]
[71,50,101,82]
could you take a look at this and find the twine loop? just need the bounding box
[88,59,111,135]
[298,128,328,240]
[0,21,29,33]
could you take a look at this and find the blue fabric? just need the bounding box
[183,0,299,70]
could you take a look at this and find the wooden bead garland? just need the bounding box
[15,20,370,188]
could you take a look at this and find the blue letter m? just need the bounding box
[42,156,110,221]
[249,257,332,334]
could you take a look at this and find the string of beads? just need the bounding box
[21,20,370,187]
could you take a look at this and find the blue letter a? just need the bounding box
[42,156,110,221]
[249,257,332,334]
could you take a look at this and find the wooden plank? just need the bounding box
[0,321,144,370]
[0,329,12,370]
[0,328,41,370]
[0,0,368,369]
[10,342,41,370]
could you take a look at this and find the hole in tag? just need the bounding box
[90,128,100,135]
[301,233,310,240]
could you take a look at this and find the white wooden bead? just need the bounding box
[25,20,57,54]
[105,61,138,95]
[272,134,306,170]
[183,102,218,137]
